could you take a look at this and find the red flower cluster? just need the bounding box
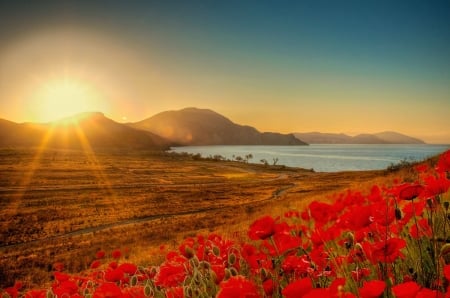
[2,149,450,298]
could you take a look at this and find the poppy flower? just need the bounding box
[396,183,424,201]
[363,238,406,263]
[391,281,421,298]
[420,173,450,198]
[444,264,450,281]
[118,263,137,275]
[436,150,450,173]
[54,272,70,282]
[216,276,261,298]
[248,216,276,240]
[95,250,106,259]
[93,283,122,298]
[104,268,124,282]
[4,287,19,298]
[24,289,46,298]
[90,260,101,269]
[359,280,386,298]
[308,201,336,226]
[111,249,122,259]
[262,279,274,296]
[52,280,78,297]
[154,260,187,287]
[281,278,313,298]
[281,255,310,275]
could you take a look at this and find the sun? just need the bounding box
[30,78,107,122]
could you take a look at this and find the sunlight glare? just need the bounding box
[31,78,106,122]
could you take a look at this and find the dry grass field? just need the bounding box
[0,147,408,288]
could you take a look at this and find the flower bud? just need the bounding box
[440,243,450,257]
[212,246,220,257]
[228,253,236,265]
[144,284,153,297]
[130,275,138,287]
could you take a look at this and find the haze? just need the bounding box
[0,1,449,143]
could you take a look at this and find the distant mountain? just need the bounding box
[294,131,425,144]
[130,107,307,146]
[0,112,171,150]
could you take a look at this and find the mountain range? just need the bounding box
[294,131,425,144]
[129,108,305,146]
[0,112,170,150]
[0,107,425,149]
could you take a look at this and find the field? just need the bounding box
[0,147,392,288]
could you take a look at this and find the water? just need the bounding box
[169,144,450,172]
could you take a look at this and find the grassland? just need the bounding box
[0,147,406,288]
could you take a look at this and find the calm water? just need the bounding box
[169,144,450,172]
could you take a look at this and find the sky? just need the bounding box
[0,1,449,143]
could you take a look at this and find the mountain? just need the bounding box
[130,107,307,146]
[0,112,171,150]
[372,131,425,144]
[294,131,425,144]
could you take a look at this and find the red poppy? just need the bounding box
[104,268,124,282]
[391,281,421,298]
[216,276,261,298]
[363,238,406,263]
[52,280,78,297]
[396,183,424,201]
[165,286,184,298]
[444,264,450,281]
[272,233,302,255]
[281,278,313,298]
[154,260,187,288]
[436,150,450,173]
[416,288,445,298]
[90,260,101,269]
[54,271,70,282]
[93,283,123,298]
[4,287,19,298]
[281,255,310,276]
[262,279,274,296]
[111,249,122,259]
[96,250,106,259]
[308,201,336,226]
[24,290,46,298]
[359,280,386,298]
[248,216,276,240]
[420,173,450,198]
[118,263,137,275]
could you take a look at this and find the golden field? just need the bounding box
[0,148,410,288]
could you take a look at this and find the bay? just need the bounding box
[169,144,450,172]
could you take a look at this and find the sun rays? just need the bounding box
[15,117,116,216]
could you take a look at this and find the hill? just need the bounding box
[0,112,171,150]
[294,131,425,144]
[130,107,307,146]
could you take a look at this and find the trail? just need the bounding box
[0,177,296,251]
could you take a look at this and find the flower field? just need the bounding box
[2,150,450,298]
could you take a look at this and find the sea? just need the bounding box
[169,144,450,172]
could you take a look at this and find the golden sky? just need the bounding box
[0,1,449,143]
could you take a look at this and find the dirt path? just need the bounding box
[0,177,296,251]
